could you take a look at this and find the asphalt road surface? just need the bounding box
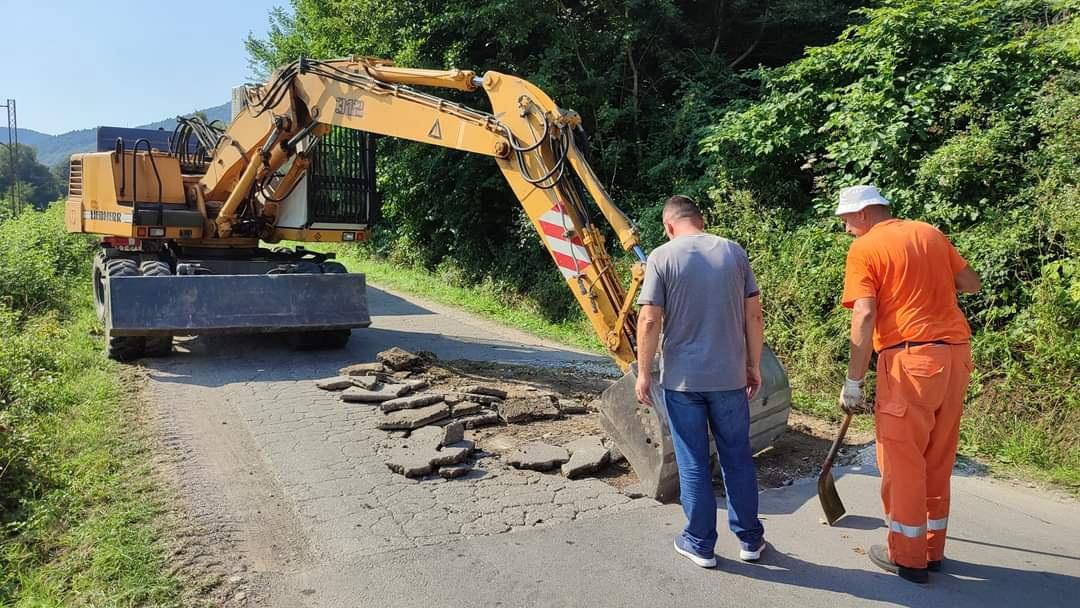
[143,284,1079,607]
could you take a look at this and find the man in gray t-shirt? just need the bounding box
[635,195,766,568]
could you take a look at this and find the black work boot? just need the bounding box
[868,545,929,584]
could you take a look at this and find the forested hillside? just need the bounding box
[250,0,1078,483]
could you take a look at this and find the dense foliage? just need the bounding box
[247,0,863,320]
[0,206,181,604]
[0,143,63,211]
[700,0,1078,482]
[248,0,1078,482]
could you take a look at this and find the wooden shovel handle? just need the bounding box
[820,413,854,477]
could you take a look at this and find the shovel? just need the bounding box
[817,413,853,526]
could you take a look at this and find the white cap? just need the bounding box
[835,185,891,215]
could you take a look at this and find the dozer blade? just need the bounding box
[105,273,371,337]
[599,346,792,502]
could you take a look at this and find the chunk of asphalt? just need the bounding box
[339,362,386,376]
[464,393,503,405]
[442,421,465,446]
[563,435,606,456]
[498,396,560,424]
[404,379,430,392]
[382,431,475,478]
[384,448,434,478]
[460,385,509,399]
[457,412,501,429]
[557,399,589,415]
[449,400,483,418]
[380,393,444,413]
[407,426,446,450]
[341,385,407,403]
[377,347,423,371]
[439,464,473,479]
[350,375,380,390]
[561,436,610,478]
[506,442,569,471]
[377,402,451,430]
[316,376,354,391]
[430,441,474,466]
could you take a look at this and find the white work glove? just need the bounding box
[839,377,870,414]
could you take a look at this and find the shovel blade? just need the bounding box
[817,472,846,526]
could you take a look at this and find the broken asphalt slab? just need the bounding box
[498,396,560,423]
[341,383,412,403]
[506,442,570,471]
[561,436,610,479]
[377,402,451,430]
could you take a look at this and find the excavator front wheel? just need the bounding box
[100,257,146,361]
[139,260,174,357]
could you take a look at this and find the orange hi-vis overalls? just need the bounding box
[842,219,974,569]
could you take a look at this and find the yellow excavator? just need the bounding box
[64,57,790,498]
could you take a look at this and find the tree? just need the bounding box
[0,143,62,210]
[245,0,863,319]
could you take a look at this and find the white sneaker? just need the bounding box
[740,540,766,562]
[674,538,717,568]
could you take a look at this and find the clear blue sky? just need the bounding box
[0,0,284,134]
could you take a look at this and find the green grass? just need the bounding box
[316,245,605,353]
[0,291,183,607]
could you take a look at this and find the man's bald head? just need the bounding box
[662,195,705,239]
[663,195,703,222]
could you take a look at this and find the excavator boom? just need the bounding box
[65,57,791,498]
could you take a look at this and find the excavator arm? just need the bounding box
[68,56,791,501]
[199,57,645,369]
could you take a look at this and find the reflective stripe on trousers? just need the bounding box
[888,517,927,538]
[928,517,949,531]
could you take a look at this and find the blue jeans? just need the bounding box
[664,388,765,555]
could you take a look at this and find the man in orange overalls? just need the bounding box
[836,185,981,584]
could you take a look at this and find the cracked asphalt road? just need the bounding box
[147,284,654,604]
[145,284,1079,607]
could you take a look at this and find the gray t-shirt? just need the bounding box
[637,233,759,392]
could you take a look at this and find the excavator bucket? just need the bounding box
[599,345,792,501]
[104,273,371,336]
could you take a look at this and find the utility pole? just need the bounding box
[1,99,19,215]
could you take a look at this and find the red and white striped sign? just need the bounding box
[538,202,591,279]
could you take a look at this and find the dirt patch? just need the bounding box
[428,360,877,490]
[754,412,875,488]
[132,362,304,608]
[120,367,250,608]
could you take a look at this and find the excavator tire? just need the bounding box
[103,261,146,361]
[139,260,174,357]
[284,260,352,351]
[92,251,110,322]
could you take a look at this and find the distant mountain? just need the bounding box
[15,127,97,168]
[15,102,232,167]
[134,102,232,133]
